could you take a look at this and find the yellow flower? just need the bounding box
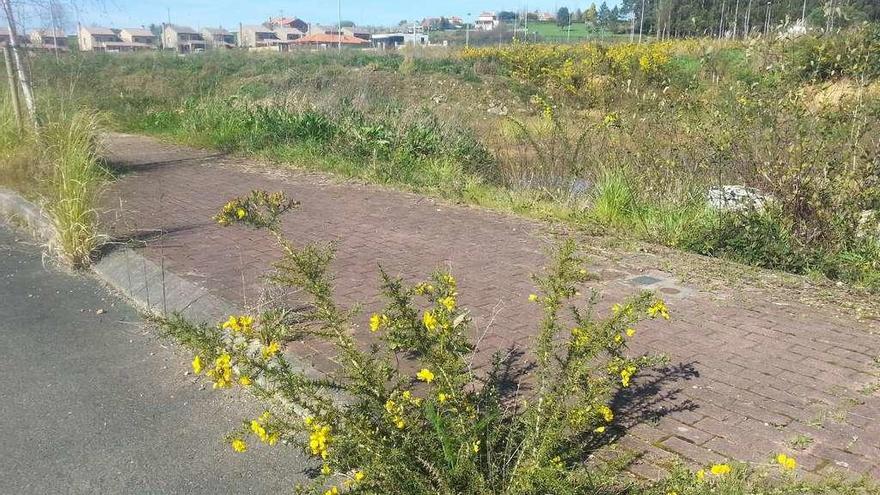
[321,464,332,475]
[416,368,435,383]
[191,355,202,374]
[598,405,614,422]
[354,470,365,482]
[776,453,797,470]
[206,353,233,389]
[696,469,705,481]
[222,315,241,332]
[231,438,247,453]
[322,487,339,495]
[369,313,387,332]
[710,464,731,476]
[235,207,247,219]
[238,375,252,386]
[614,334,623,344]
[439,296,456,311]
[422,310,438,332]
[528,294,539,302]
[239,315,254,327]
[262,341,281,359]
[472,441,480,453]
[395,418,406,429]
[612,303,623,314]
[594,426,606,433]
[648,300,670,320]
[438,392,448,403]
[626,328,636,337]
[309,424,332,459]
[621,367,635,387]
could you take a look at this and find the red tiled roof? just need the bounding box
[293,33,367,45]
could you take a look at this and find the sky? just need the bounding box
[43,0,620,31]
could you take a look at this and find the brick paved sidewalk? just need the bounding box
[101,133,880,480]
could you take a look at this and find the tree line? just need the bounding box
[503,0,878,38]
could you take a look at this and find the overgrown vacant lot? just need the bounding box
[25,26,880,290]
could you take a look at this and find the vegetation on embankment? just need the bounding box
[21,25,880,289]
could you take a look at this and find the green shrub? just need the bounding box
[784,24,880,82]
[163,189,671,495]
[681,207,813,273]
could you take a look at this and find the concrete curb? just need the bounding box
[0,186,234,325]
[1,186,320,378]
[0,187,55,242]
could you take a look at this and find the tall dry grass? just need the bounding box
[41,110,106,268]
[0,94,106,267]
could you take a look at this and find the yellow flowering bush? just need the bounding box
[461,40,675,97]
[162,190,674,494]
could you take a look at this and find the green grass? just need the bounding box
[524,21,623,42]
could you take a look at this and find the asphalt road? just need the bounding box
[0,223,311,494]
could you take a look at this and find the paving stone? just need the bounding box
[100,134,880,480]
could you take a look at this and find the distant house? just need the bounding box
[202,28,236,49]
[372,32,429,49]
[537,12,556,22]
[267,16,309,33]
[341,26,370,41]
[0,27,30,46]
[308,24,341,36]
[421,17,441,30]
[239,24,289,51]
[29,28,67,50]
[475,12,500,31]
[293,32,369,48]
[78,25,150,52]
[119,28,157,47]
[273,26,305,42]
[162,24,206,53]
[450,16,465,27]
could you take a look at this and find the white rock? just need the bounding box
[707,185,771,212]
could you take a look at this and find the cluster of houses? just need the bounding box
[0,10,550,54]
[1,26,70,51]
[63,16,430,54]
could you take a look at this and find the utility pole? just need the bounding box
[630,9,635,42]
[638,0,646,43]
[2,44,22,130]
[465,12,471,48]
[337,0,342,52]
[732,0,740,38]
[567,9,572,42]
[745,0,753,36]
[1,0,36,128]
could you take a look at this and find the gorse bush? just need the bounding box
[162,189,672,495]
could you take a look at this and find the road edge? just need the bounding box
[1,186,234,323]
